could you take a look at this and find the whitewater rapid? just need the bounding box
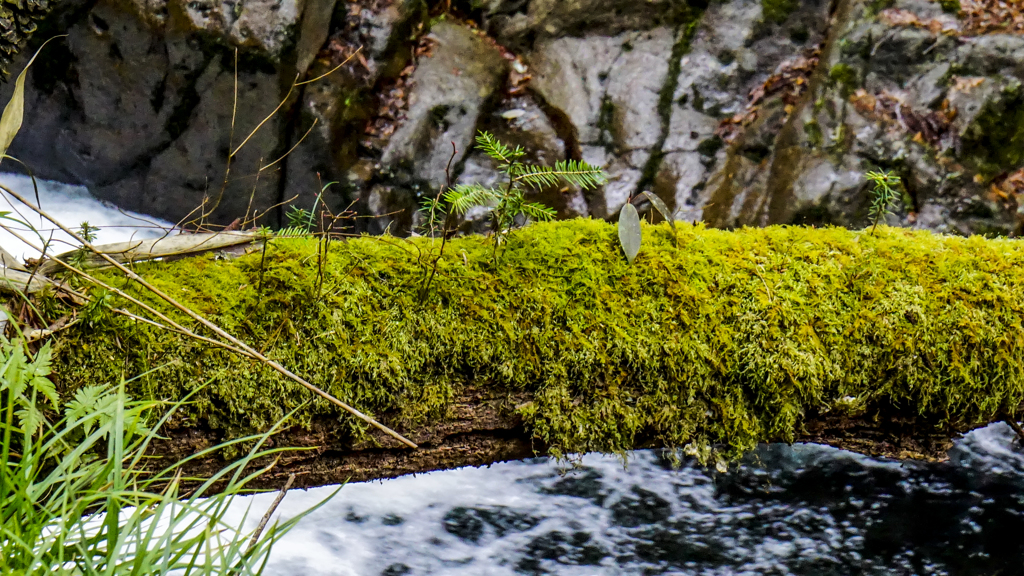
[0,173,173,260]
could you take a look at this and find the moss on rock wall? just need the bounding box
[51,220,1024,460]
[0,0,50,77]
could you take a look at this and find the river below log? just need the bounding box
[7,175,1023,575]
[220,423,1024,576]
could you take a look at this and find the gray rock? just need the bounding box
[956,35,1024,78]
[489,0,682,46]
[281,0,427,214]
[380,21,509,188]
[5,0,1024,238]
[7,0,337,225]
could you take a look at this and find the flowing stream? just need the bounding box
[227,424,1024,576]
[0,173,172,260]
[7,175,1023,576]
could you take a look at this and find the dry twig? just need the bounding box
[1,184,418,449]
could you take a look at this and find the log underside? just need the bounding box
[158,386,994,491]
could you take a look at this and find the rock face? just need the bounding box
[5,0,1024,235]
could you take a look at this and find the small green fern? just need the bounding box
[440,131,606,255]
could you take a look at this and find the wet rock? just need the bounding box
[443,507,486,543]
[380,21,508,188]
[381,563,411,576]
[178,0,305,58]
[694,0,1024,234]
[381,513,404,526]
[629,525,730,567]
[487,0,684,48]
[345,509,368,523]
[540,468,609,505]
[530,28,675,216]
[956,34,1024,78]
[958,80,1024,176]
[515,530,608,574]
[609,486,672,528]
[6,0,332,225]
[443,505,540,543]
[7,0,1024,236]
[281,0,428,213]
[531,29,673,152]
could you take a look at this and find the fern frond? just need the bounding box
[519,202,558,222]
[476,131,524,165]
[443,184,500,215]
[419,197,448,219]
[286,206,314,232]
[512,160,607,190]
[276,227,311,238]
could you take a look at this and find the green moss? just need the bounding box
[804,120,824,148]
[762,0,800,24]
[828,63,859,97]
[959,84,1024,178]
[49,220,1024,461]
[938,0,961,13]
[696,136,724,157]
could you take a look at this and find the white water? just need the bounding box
[0,173,173,261]
[8,175,1024,575]
[223,424,1024,576]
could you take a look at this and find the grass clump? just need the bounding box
[0,335,321,574]
[45,220,1024,462]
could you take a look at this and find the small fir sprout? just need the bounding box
[440,131,606,257]
[68,221,100,267]
[79,221,99,243]
[284,204,314,234]
[280,181,333,238]
[419,194,448,238]
[866,169,901,233]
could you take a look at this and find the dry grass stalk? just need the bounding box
[1,184,418,449]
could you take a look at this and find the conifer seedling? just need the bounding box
[866,170,901,233]
[441,131,606,257]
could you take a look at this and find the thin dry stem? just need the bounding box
[246,473,296,552]
[2,184,418,449]
[295,47,362,86]
[231,74,300,158]
[261,119,318,173]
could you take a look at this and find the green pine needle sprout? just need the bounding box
[866,170,902,233]
[429,131,607,257]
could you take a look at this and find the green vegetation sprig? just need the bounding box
[0,335,327,574]
[440,131,606,258]
[866,169,902,233]
[69,221,101,268]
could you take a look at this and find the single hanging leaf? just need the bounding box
[642,191,677,232]
[0,36,64,164]
[618,202,642,264]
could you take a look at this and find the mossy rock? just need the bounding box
[48,220,1024,461]
[762,0,800,23]
[0,0,51,77]
[959,84,1024,178]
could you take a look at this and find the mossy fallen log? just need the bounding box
[43,220,1024,486]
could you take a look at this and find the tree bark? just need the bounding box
[155,386,1010,491]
